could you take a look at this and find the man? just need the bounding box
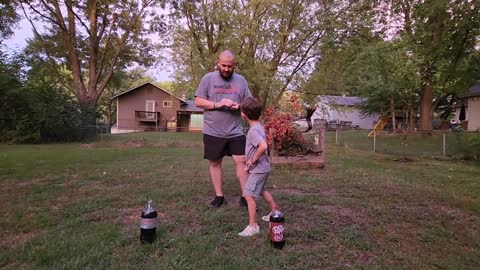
[195,50,252,208]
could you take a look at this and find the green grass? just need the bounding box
[327,129,480,158]
[1,132,479,269]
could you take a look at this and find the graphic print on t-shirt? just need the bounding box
[214,83,239,94]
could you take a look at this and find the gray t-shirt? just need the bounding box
[195,71,252,138]
[246,123,271,173]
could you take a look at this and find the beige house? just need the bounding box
[453,84,480,131]
[111,82,203,133]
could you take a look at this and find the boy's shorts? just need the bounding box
[244,172,270,198]
[203,134,246,160]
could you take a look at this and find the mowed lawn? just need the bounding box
[0,132,479,269]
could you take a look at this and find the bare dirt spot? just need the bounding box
[0,231,35,250]
[316,205,368,226]
[276,187,304,195]
[319,188,337,197]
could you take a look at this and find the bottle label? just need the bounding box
[140,218,158,229]
[270,222,284,242]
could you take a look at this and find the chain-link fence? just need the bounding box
[84,123,480,161]
[325,128,480,159]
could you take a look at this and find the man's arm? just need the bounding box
[195,96,216,110]
[195,97,236,110]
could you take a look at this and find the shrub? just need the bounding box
[450,128,480,160]
[263,96,311,155]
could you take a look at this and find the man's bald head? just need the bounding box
[218,50,236,62]
[217,50,236,79]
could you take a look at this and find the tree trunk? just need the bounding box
[389,96,396,130]
[419,81,434,131]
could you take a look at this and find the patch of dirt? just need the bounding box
[393,157,415,163]
[0,231,35,250]
[80,143,95,148]
[276,187,304,195]
[319,188,337,197]
[315,205,368,227]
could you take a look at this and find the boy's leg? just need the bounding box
[245,195,257,226]
[261,190,277,210]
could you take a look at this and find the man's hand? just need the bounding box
[218,99,239,110]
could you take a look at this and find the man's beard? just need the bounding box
[219,69,234,80]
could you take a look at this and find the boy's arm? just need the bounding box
[248,139,268,165]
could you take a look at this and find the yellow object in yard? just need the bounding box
[368,117,388,137]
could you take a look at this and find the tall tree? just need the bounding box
[0,0,19,42]
[17,0,166,107]
[166,0,374,107]
[388,0,480,130]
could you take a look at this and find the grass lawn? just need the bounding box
[1,132,479,269]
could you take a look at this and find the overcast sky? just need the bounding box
[4,18,172,82]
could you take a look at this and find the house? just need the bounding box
[111,82,204,133]
[453,83,480,131]
[311,95,378,129]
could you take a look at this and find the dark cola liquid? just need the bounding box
[140,210,157,244]
[270,214,285,249]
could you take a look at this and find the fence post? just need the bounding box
[335,128,339,145]
[373,132,376,152]
[443,132,446,158]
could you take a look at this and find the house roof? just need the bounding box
[317,95,364,106]
[179,100,204,112]
[466,83,480,97]
[111,81,185,102]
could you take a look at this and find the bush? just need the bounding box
[450,128,480,160]
[1,82,98,143]
[263,97,311,156]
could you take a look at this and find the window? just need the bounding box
[163,101,172,107]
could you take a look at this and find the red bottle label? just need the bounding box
[270,222,284,242]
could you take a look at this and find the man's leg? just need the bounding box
[209,159,223,196]
[232,155,247,195]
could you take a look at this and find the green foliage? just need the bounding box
[9,85,98,143]
[18,0,166,106]
[0,0,19,41]
[450,128,480,160]
[166,0,375,105]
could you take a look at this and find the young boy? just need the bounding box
[238,97,279,237]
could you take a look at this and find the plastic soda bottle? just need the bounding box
[269,208,285,249]
[140,200,157,244]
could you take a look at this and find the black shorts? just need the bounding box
[203,134,246,160]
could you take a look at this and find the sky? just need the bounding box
[4,18,173,82]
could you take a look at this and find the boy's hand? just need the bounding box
[245,160,256,172]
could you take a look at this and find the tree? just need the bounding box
[165,0,375,107]
[388,0,480,130]
[17,0,166,108]
[0,0,19,42]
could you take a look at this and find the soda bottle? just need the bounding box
[140,200,158,244]
[269,208,285,249]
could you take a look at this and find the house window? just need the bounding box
[163,101,172,107]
